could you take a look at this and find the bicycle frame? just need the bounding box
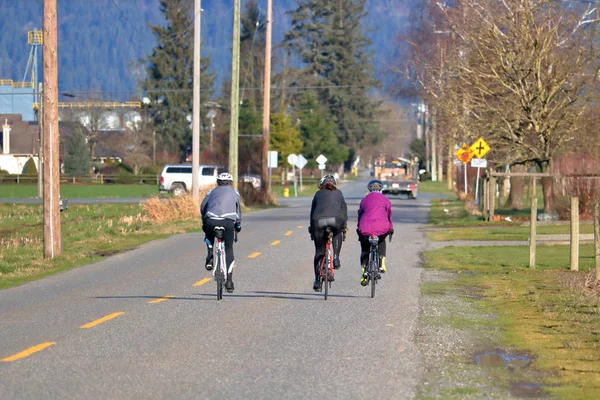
[367,234,380,298]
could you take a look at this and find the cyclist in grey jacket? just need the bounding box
[201,172,242,293]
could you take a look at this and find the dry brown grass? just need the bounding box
[142,193,205,223]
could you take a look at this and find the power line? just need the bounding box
[109,0,144,37]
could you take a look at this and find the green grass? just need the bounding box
[417,180,455,196]
[0,184,159,198]
[428,224,595,241]
[271,182,318,198]
[424,245,600,398]
[0,203,200,289]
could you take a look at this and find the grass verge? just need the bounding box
[417,180,455,196]
[0,202,200,289]
[0,184,159,198]
[428,224,595,241]
[423,244,600,398]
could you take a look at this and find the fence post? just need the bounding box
[489,176,496,222]
[571,196,579,271]
[483,175,489,219]
[530,197,537,269]
[100,174,103,184]
[17,174,20,184]
[595,200,600,281]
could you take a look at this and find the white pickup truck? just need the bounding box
[158,164,221,196]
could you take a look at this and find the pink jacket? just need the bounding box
[357,192,393,236]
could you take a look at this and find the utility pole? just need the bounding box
[261,0,273,195]
[37,82,43,198]
[229,0,241,189]
[43,0,61,258]
[192,0,202,204]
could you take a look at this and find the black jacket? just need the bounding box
[310,189,348,228]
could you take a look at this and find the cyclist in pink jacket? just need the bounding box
[357,180,394,286]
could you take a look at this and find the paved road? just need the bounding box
[0,177,434,399]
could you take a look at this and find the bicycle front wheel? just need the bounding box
[215,251,224,300]
[323,255,329,301]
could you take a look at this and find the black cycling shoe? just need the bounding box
[313,279,322,292]
[205,254,213,271]
[333,257,341,270]
[225,280,234,293]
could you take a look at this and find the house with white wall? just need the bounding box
[0,114,39,174]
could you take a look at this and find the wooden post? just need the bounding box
[43,0,61,258]
[571,196,579,271]
[229,0,241,189]
[191,0,202,205]
[530,197,537,269]
[595,200,600,281]
[483,175,489,219]
[489,176,496,221]
[261,0,273,195]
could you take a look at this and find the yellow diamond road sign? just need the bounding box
[455,144,474,165]
[469,137,490,159]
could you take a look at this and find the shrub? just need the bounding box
[552,153,600,219]
[142,193,204,223]
[23,157,38,175]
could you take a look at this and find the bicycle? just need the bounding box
[318,226,335,300]
[364,233,392,298]
[205,226,238,300]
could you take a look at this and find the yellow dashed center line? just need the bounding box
[1,342,56,362]
[80,312,124,329]
[248,252,261,259]
[297,225,304,229]
[271,240,281,246]
[193,277,212,287]
[285,231,293,236]
[148,296,173,304]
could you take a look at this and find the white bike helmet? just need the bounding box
[217,172,234,186]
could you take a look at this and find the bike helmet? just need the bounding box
[217,172,234,186]
[319,174,337,188]
[367,179,384,192]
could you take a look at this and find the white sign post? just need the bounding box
[268,151,278,191]
[296,155,308,191]
[287,154,298,197]
[316,154,328,178]
[471,158,488,203]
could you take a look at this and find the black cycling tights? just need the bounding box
[359,233,388,266]
[204,218,235,281]
[312,217,345,281]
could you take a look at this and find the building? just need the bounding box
[0,114,39,174]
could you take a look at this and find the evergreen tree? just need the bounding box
[270,112,303,168]
[142,0,215,160]
[23,157,38,175]
[63,130,91,176]
[285,0,383,169]
[240,0,266,109]
[298,94,348,169]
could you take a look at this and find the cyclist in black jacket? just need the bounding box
[308,174,348,291]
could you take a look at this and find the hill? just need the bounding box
[0,0,410,100]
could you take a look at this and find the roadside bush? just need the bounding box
[238,182,278,206]
[142,193,204,223]
[552,153,600,219]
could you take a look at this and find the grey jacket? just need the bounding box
[200,186,242,225]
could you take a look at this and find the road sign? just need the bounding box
[268,151,278,168]
[469,137,490,159]
[287,154,298,166]
[455,144,474,164]
[296,155,308,169]
[471,158,488,168]
[316,154,327,165]
[318,164,326,170]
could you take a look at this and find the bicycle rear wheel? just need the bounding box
[370,258,377,298]
[323,253,329,301]
[215,249,224,300]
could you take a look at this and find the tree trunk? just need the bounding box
[506,164,526,210]
[541,165,555,213]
